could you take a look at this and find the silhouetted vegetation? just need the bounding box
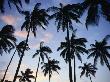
[0,0,110,82]
[17,68,35,82]
[79,63,97,82]
[32,41,52,82]
[41,58,60,82]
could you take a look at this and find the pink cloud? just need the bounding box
[0,15,18,25]
[14,30,35,38]
[40,32,53,43]
[14,31,28,38]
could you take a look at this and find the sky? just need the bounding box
[0,0,110,82]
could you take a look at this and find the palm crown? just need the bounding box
[57,33,88,63]
[0,0,30,13]
[47,3,80,32]
[16,40,30,57]
[21,3,49,37]
[88,35,110,70]
[80,0,110,27]
[79,63,97,82]
[17,68,35,82]
[0,25,16,55]
[32,41,52,61]
[41,59,61,82]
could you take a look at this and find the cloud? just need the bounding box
[14,31,34,38]
[14,31,28,38]
[0,15,18,25]
[40,32,53,43]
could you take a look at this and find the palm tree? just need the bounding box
[0,25,16,55]
[47,3,80,82]
[88,35,110,71]
[80,0,110,28]
[41,59,61,82]
[0,0,30,13]
[79,63,97,82]
[17,68,35,82]
[4,80,12,82]
[1,40,30,82]
[13,3,49,82]
[57,33,88,82]
[32,41,52,82]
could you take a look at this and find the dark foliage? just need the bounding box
[88,35,110,70]
[0,25,16,55]
[17,68,35,82]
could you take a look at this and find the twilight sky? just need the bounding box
[0,0,110,82]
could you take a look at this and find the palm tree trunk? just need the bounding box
[89,74,92,82]
[49,70,50,82]
[67,26,73,82]
[73,56,76,82]
[69,59,73,82]
[35,57,40,82]
[13,29,30,82]
[1,50,16,82]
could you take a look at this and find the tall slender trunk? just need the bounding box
[49,68,50,82]
[89,74,92,82]
[67,26,73,82]
[35,57,40,82]
[13,29,30,82]
[1,50,16,82]
[73,56,76,82]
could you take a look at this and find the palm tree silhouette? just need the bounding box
[0,0,30,13]
[41,58,61,82]
[57,33,88,82]
[0,25,16,55]
[4,80,12,82]
[88,35,110,71]
[17,68,35,82]
[32,41,52,82]
[79,63,97,82]
[1,40,30,82]
[80,0,110,27]
[13,3,49,82]
[47,3,80,82]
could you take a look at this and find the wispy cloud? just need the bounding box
[0,15,18,25]
[14,31,34,38]
[14,31,28,38]
[40,32,53,43]
[30,32,53,49]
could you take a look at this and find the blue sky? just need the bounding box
[0,0,110,82]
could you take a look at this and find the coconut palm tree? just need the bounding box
[88,35,110,71]
[13,3,49,82]
[32,41,52,82]
[80,0,110,28]
[47,3,80,82]
[0,25,16,55]
[17,68,35,82]
[57,33,88,82]
[1,40,30,82]
[41,59,61,82]
[79,63,97,82]
[0,0,30,13]
[4,80,12,82]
